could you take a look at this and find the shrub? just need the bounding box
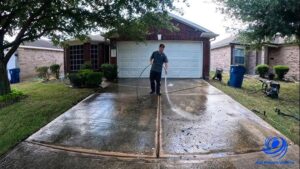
[50,64,61,79]
[255,64,269,78]
[80,63,92,69]
[35,66,49,80]
[101,64,118,81]
[78,69,93,82]
[0,89,25,108]
[68,73,83,87]
[274,65,289,80]
[85,72,103,87]
[69,69,103,88]
[78,69,94,75]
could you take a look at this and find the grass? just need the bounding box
[208,72,300,145]
[0,81,95,156]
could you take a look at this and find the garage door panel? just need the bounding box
[165,71,201,78]
[169,60,201,66]
[117,41,203,78]
[119,62,150,68]
[117,53,150,58]
[119,68,151,78]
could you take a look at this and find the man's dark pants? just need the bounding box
[150,70,162,94]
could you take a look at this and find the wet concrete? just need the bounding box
[161,79,291,156]
[27,85,158,156]
[1,79,299,168]
[1,142,298,169]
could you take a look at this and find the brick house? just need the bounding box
[210,36,300,80]
[6,39,64,81]
[63,35,110,73]
[64,13,218,79]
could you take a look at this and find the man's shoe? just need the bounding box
[149,91,155,94]
[157,93,162,96]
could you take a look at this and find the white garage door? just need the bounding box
[117,41,203,78]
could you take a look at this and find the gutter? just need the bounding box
[201,32,219,39]
[19,45,63,52]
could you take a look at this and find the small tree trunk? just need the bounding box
[0,60,11,95]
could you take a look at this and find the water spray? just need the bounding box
[135,65,205,121]
[163,67,203,121]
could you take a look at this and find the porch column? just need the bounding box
[110,40,117,65]
[261,46,268,64]
[64,47,70,74]
[203,39,210,79]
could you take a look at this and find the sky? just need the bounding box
[173,0,235,43]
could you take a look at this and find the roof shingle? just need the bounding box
[211,36,241,49]
[21,39,61,49]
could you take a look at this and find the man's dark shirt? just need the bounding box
[150,51,168,73]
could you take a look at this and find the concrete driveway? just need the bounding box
[0,79,299,169]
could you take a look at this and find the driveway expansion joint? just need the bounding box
[22,140,274,161]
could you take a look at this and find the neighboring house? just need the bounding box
[64,13,218,79]
[6,39,64,81]
[210,36,300,80]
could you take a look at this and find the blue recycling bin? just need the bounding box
[9,68,20,84]
[228,65,246,88]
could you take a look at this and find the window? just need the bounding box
[69,45,84,71]
[233,48,245,65]
[91,45,99,70]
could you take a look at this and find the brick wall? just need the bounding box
[210,46,232,72]
[246,50,257,74]
[268,45,300,80]
[18,48,64,80]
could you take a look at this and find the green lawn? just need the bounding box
[208,72,300,145]
[0,81,95,156]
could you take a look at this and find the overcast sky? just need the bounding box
[173,0,234,43]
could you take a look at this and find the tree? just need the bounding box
[0,0,182,95]
[215,0,300,45]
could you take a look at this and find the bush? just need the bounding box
[0,89,25,108]
[78,69,94,76]
[101,64,118,81]
[80,63,92,69]
[35,66,49,80]
[69,69,103,88]
[85,72,103,87]
[50,64,61,79]
[68,73,83,87]
[274,65,289,80]
[255,64,269,78]
[78,69,93,82]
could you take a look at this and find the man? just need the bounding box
[149,44,168,96]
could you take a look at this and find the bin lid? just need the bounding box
[9,68,20,73]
